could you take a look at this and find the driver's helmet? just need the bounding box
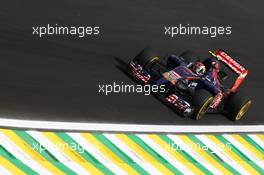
[192,61,206,76]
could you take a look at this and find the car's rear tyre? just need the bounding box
[225,91,252,121]
[179,50,198,63]
[133,48,160,69]
[191,89,213,120]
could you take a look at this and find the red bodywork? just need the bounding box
[214,50,248,93]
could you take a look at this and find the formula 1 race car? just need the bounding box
[127,48,252,121]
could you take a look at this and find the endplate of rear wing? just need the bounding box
[209,50,248,93]
[209,50,248,77]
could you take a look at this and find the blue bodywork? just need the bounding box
[154,54,223,95]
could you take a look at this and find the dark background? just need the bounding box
[0,0,263,125]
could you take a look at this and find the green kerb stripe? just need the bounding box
[128,134,184,175]
[216,134,264,174]
[0,145,38,175]
[14,130,77,175]
[159,134,213,175]
[93,133,149,175]
[56,132,115,175]
[241,134,264,155]
[188,135,241,175]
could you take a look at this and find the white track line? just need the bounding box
[0,118,263,133]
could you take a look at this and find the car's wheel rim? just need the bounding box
[196,97,213,120]
[235,100,252,120]
[145,56,159,69]
[150,57,159,63]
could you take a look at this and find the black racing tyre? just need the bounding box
[133,48,160,69]
[191,89,213,120]
[179,50,198,63]
[225,92,252,121]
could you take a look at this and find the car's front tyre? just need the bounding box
[191,89,213,120]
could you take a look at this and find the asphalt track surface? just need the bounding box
[0,0,263,125]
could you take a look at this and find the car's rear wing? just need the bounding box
[209,50,248,93]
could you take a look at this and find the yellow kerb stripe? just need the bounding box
[81,133,139,175]
[0,129,65,175]
[43,132,103,175]
[149,134,205,175]
[178,135,232,175]
[0,156,26,175]
[256,134,264,143]
[232,134,264,160]
[207,135,260,175]
[116,134,174,175]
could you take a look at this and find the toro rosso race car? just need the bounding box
[127,48,252,121]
